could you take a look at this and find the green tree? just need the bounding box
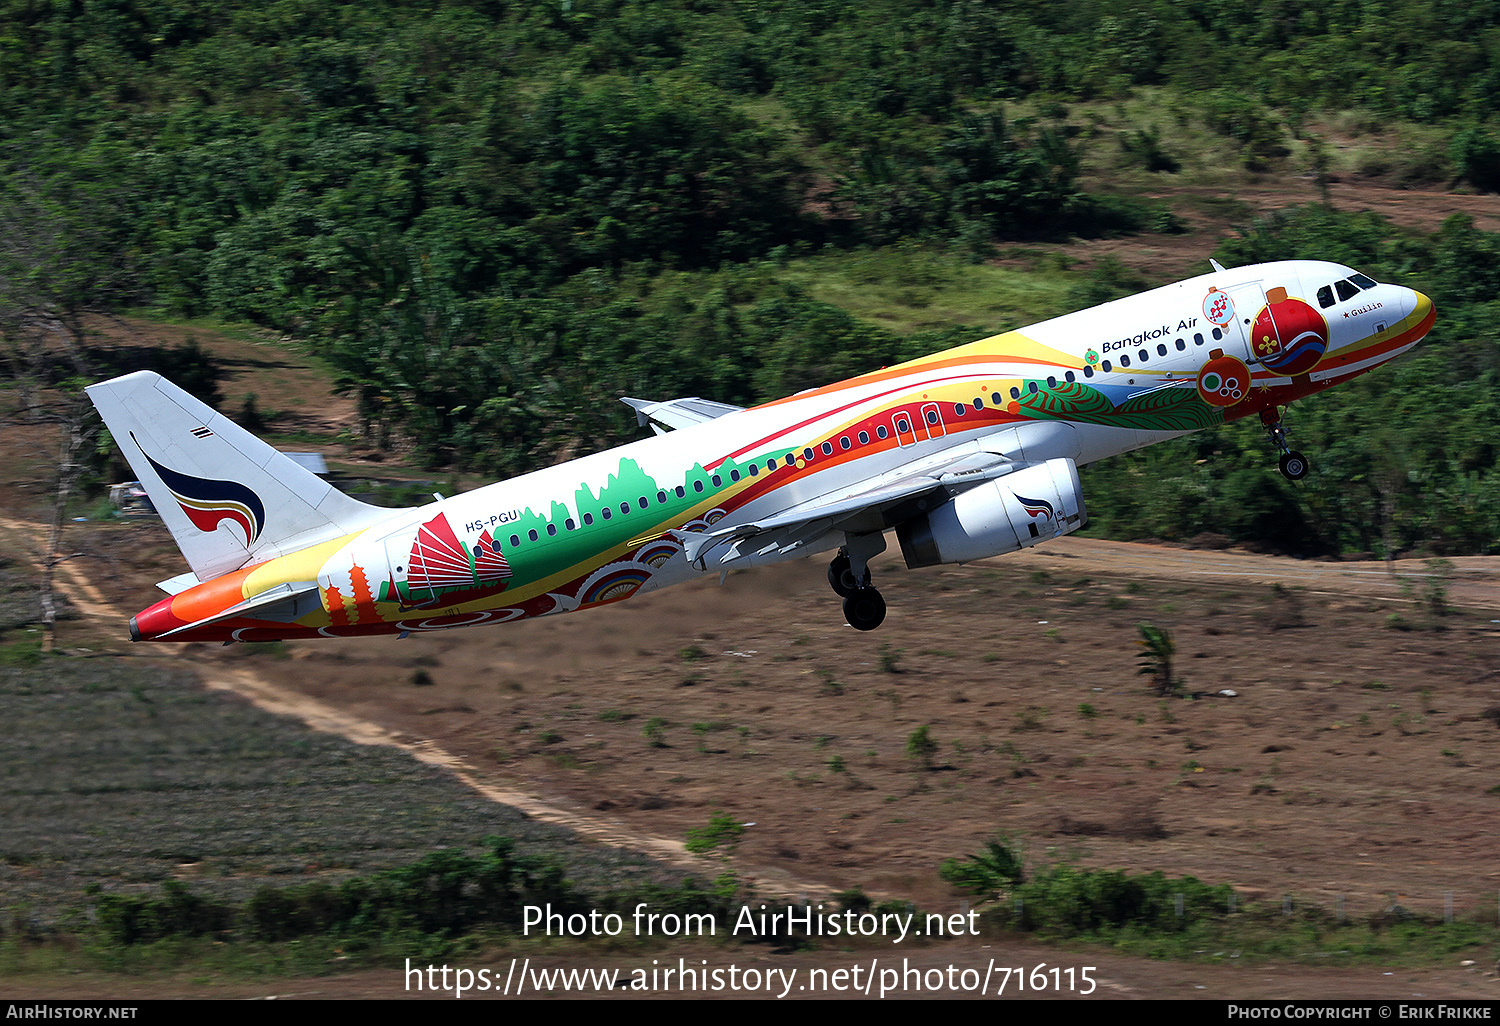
[1136,623,1179,697]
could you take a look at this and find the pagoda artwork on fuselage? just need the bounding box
[395,512,511,607]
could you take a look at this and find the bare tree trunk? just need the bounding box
[39,393,97,653]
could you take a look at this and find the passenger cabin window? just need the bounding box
[1335,279,1360,302]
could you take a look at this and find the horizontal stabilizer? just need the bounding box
[156,572,201,595]
[154,581,323,639]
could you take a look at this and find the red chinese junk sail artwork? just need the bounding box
[406,513,511,592]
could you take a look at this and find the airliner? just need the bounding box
[87,259,1434,642]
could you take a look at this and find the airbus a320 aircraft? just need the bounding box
[88,259,1434,643]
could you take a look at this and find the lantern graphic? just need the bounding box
[1197,354,1251,407]
[1203,288,1235,327]
[1250,287,1329,376]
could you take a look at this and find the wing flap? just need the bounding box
[675,450,1022,569]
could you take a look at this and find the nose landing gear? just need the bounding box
[1261,407,1308,481]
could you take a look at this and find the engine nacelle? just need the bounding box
[896,458,1087,568]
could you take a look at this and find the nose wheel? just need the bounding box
[1262,407,1309,480]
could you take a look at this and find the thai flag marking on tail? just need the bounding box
[132,433,266,546]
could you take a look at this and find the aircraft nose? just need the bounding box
[1410,289,1434,332]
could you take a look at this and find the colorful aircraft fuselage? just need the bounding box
[88,259,1434,643]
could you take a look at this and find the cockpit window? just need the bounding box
[1335,279,1360,302]
[1317,285,1334,308]
[1349,272,1378,290]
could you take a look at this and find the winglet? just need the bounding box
[621,396,745,433]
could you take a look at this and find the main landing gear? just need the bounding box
[1261,406,1309,481]
[829,538,888,631]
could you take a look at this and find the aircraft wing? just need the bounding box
[620,396,745,435]
[675,448,1020,569]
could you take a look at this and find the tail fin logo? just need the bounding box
[132,434,266,546]
[1015,495,1055,521]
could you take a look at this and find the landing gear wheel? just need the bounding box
[843,587,887,631]
[1279,450,1309,481]
[828,553,853,597]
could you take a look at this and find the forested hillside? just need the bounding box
[5,1,1500,555]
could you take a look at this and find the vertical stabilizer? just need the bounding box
[86,371,400,581]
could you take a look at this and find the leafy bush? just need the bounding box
[904,725,939,770]
[939,834,1026,899]
[95,882,235,945]
[684,812,744,854]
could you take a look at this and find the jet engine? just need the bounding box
[896,458,1086,568]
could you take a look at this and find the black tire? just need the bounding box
[1279,450,1309,480]
[828,554,853,597]
[843,587,887,631]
